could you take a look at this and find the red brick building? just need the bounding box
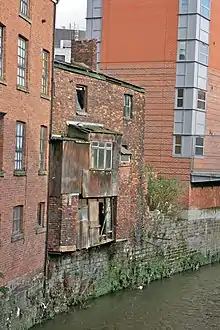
[48,60,145,252]
[0,0,55,284]
[86,0,220,215]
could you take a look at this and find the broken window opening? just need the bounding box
[76,85,87,113]
[120,145,132,163]
[78,198,89,221]
[77,197,114,249]
[99,198,113,241]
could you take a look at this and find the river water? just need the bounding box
[35,264,220,330]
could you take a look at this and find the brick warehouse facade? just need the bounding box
[86,0,220,214]
[0,0,55,285]
[48,60,146,253]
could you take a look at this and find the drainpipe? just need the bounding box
[43,0,60,295]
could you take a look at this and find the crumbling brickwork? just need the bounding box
[49,62,146,249]
[71,39,97,70]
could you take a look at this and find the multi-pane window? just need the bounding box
[17,36,27,87]
[124,94,132,119]
[199,43,209,65]
[20,0,29,17]
[177,88,184,107]
[15,121,25,170]
[178,41,186,61]
[42,50,49,95]
[201,0,210,19]
[197,90,206,110]
[195,137,204,156]
[91,142,113,170]
[174,135,182,155]
[38,202,45,227]
[0,25,3,79]
[197,64,207,90]
[178,15,188,39]
[199,17,209,44]
[76,85,87,113]
[13,206,23,236]
[39,126,47,170]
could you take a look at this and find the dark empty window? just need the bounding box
[197,90,206,110]
[195,137,204,156]
[178,41,186,60]
[76,85,87,113]
[55,55,65,62]
[124,94,132,119]
[38,202,45,227]
[42,50,49,95]
[99,198,113,240]
[15,121,25,170]
[177,89,184,107]
[91,142,112,170]
[13,206,23,236]
[39,126,47,170]
[174,135,182,155]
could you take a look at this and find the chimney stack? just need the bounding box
[71,39,97,71]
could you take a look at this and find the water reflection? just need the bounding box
[34,264,220,330]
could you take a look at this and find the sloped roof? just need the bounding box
[54,60,145,94]
[70,124,122,136]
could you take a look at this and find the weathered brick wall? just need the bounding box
[98,0,220,210]
[2,208,220,329]
[52,66,146,241]
[0,0,54,284]
[102,62,192,209]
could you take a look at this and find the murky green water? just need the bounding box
[35,264,220,330]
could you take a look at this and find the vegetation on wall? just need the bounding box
[0,272,8,295]
[146,166,184,217]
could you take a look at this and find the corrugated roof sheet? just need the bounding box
[70,124,122,136]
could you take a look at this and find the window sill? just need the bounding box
[17,85,29,94]
[36,226,46,234]
[193,155,205,159]
[120,162,131,167]
[0,170,5,177]
[40,94,51,101]
[0,79,7,86]
[89,239,114,249]
[11,233,24,242]
[76,111,88,116]
[38,169,48,176]
[90,168,113,172]
[14,169,26,176]
[19,13,32,24]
